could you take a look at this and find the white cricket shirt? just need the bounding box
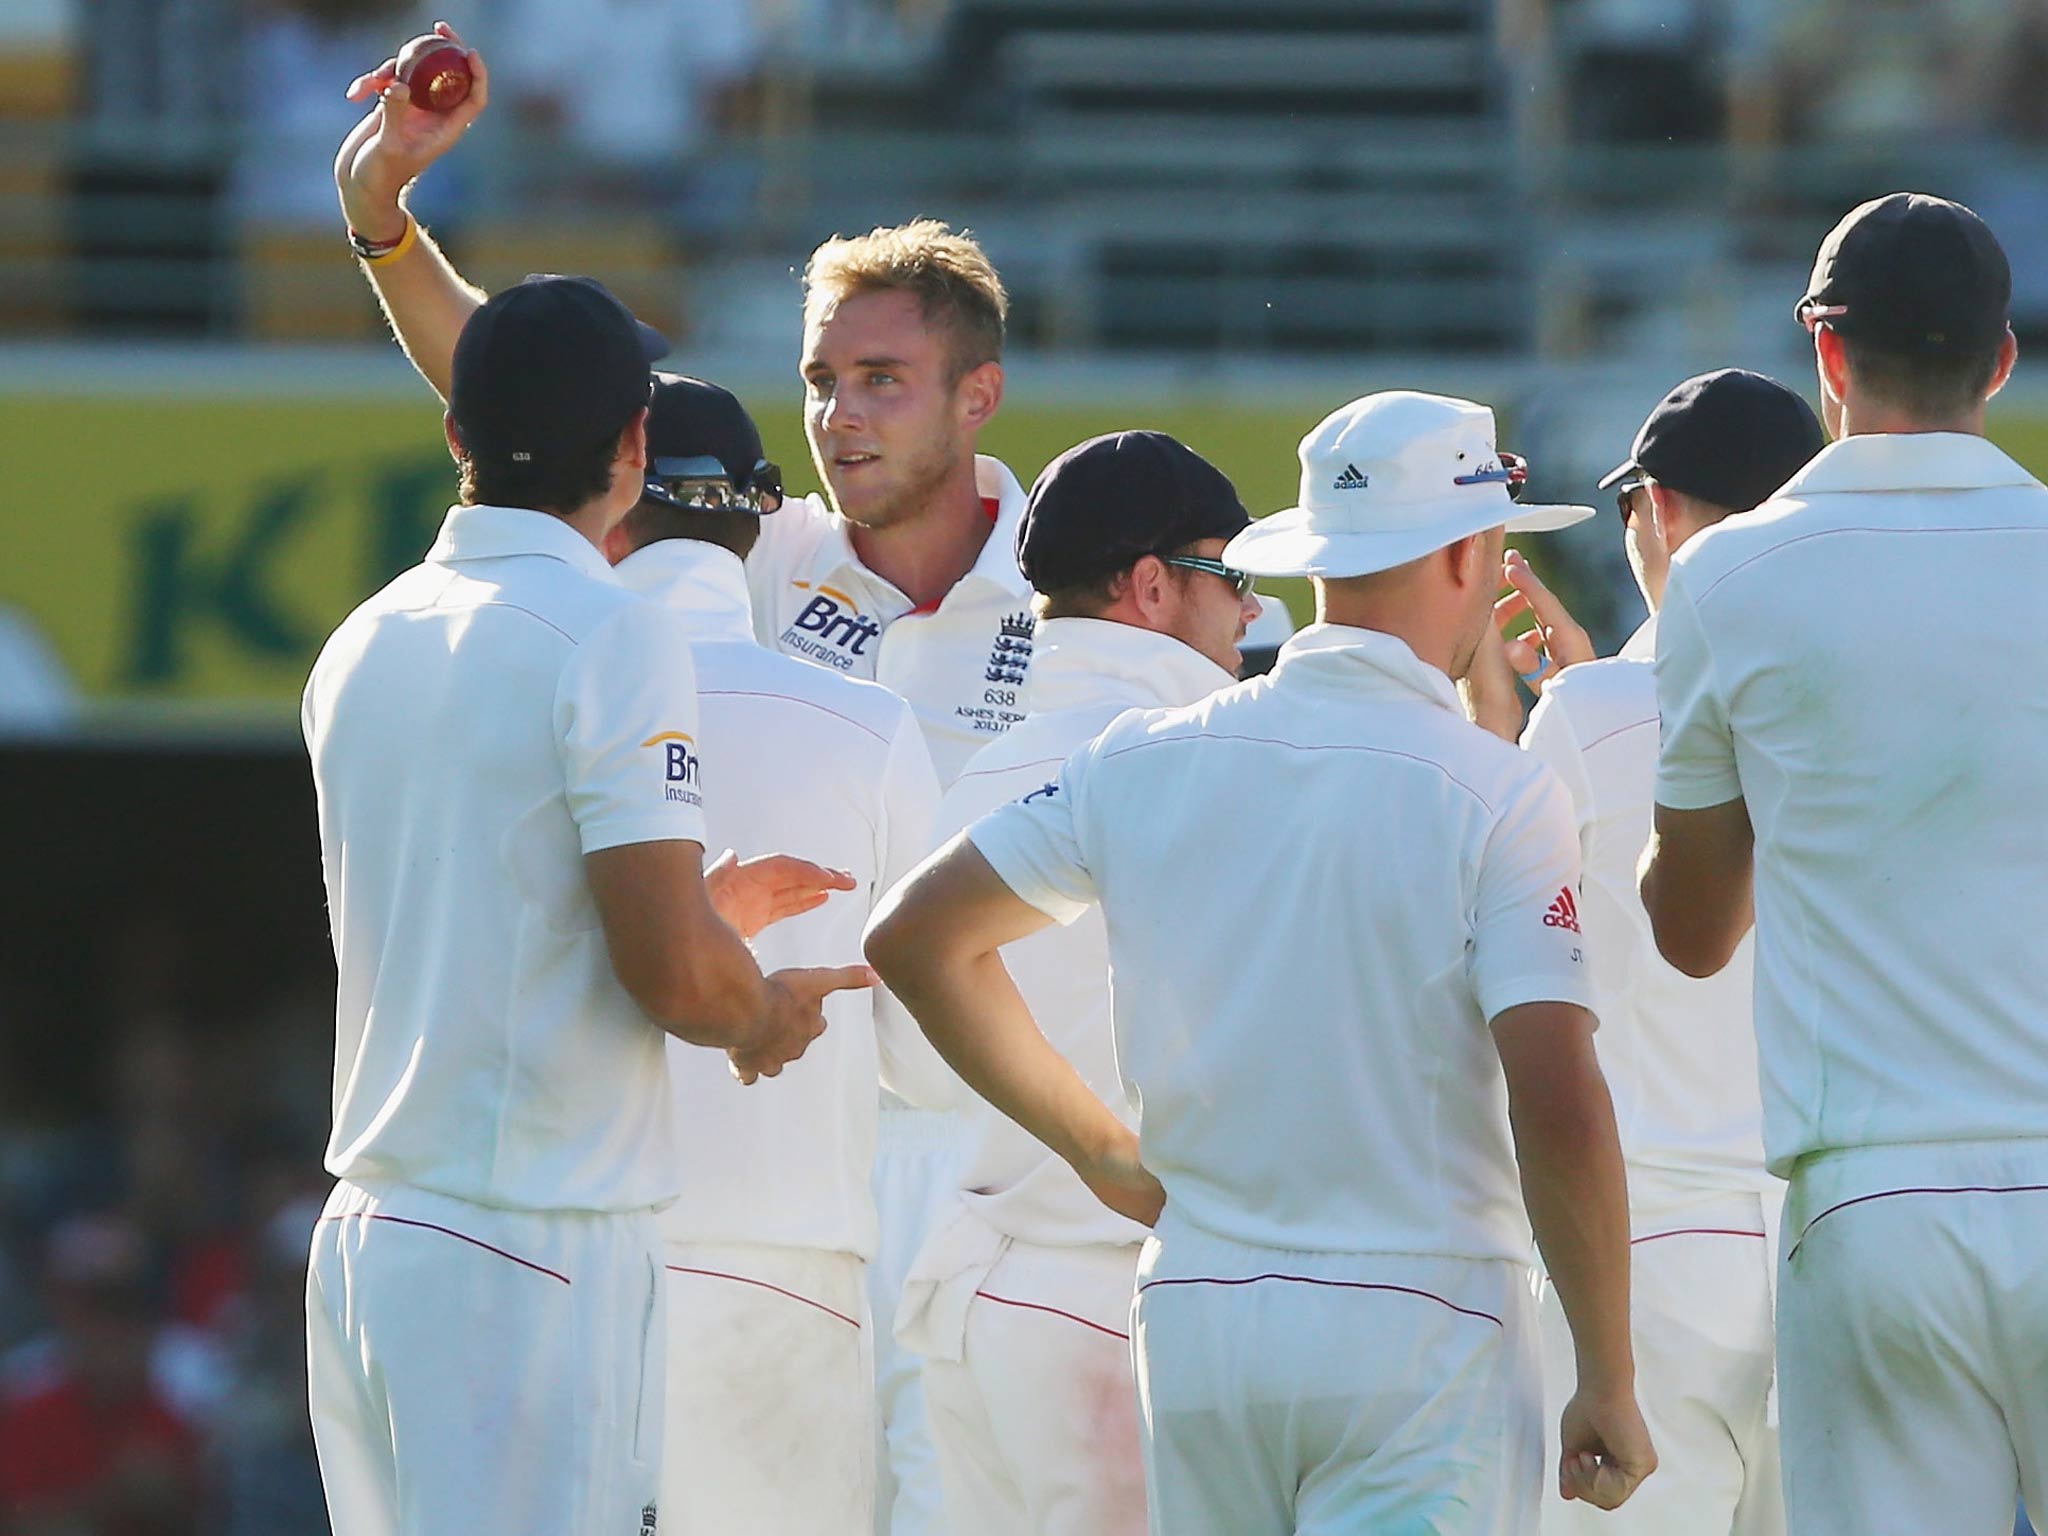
[941,618,1239,1250]
[614,538,949,1258]
[968,624,1594,1261]
[1655,432,2048,1179]
[303,505,708,1214]
[1522,618,1769,1218]
[745,455,1034,784]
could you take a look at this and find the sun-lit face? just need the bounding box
[1159,537,1262,675]
[800,288,975,531]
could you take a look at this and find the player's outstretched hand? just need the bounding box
[1557,1388,1657,1510]
[1496,549,1596,696]
[705,850,858,941]
[1076,1126,1167,1228]
[730,965,877,1085]
[334,20,490,237]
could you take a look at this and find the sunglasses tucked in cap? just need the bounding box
[1795,192,2010,354]
[643,373,783,515]
[1597,370,1825,516]
[1017,430,1252,593]
[449,275,668,472]
[1224,391,1594,581]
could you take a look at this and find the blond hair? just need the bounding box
[803,219,1008,379]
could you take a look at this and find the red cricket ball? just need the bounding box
[396,38,472,113]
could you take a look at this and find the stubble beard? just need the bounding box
[820,426,965,533]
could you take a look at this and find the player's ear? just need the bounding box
[1815,325,1851,406]
[1987,328,2019,402]
[954,359,1003,430]
[617,406,649,472]
[443,410,465,464]
[1445,531,1487,591]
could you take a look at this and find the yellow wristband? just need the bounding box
[360,212,419,267]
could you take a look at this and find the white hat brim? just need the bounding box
[1505,501,1598,534]
[1227,498,1597,579]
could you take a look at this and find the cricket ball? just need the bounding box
[396,35,472,113]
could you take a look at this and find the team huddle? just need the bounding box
[299,23,2048,1536]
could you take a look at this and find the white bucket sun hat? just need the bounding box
[1225,391,1594,579]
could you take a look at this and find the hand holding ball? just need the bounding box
[396,34,472,113]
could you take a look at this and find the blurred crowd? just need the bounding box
[0,921,333,1536]
[1546,0,2048,150]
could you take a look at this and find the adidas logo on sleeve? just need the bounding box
[1333,464,1370,490]
[1542,887,1581,933]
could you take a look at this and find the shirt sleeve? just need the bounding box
[1468,764,1597,1023]
[871,705,963,1109]
[1519,686,1596,837]
[1653,568,1743,810]
[554,598,710,855]
[965,741,1100,926]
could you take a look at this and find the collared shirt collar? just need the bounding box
[427,503,616,584]
[956,456,1034,599]
[1023,617,1238,715]
[1777,432,2041,498]
[1269,622,1465,715]
[1620,613,1658,660]
[611,540,757,644]
[805,455,1031,610]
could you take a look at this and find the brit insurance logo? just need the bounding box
[986,611,1035,687]
[641,731,703,808]
[781,581,880,673]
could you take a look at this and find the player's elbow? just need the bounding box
[862,902,921,997]
[1642,898,1737,978]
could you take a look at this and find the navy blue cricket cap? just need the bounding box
[449,274,668,469]
[1018,430,1251,592]
[1796,193,2011,354]
[1597,369,1825,514]
[642,373,781,513]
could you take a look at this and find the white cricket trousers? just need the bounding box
[870,1102,959,1536]
[921,1237,1147,1536]
[1539,1190,1782,1536]
[1777,1140,2048,1536]
[1132,1220,1543,1536]
[660,1240,873,1535]
[306,1179,663,1536]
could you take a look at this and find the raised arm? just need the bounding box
[334,21,493,400]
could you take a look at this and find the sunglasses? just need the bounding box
[647,455,784,515]
[1795,299,1848,334]
[1163,554,1257,599]
[1451,449,1531,501]
[1614,478,1647,520]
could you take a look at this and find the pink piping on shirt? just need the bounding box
[319,1212,571,1285]
[665,1266,861,1328]
[1137,1273,1502,1328]
[1786,1183,2048,1262]
[974,1289,1130,1341]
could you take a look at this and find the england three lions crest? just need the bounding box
[986,610,1035,686]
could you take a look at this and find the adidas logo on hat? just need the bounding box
[1333,463,1370,491]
